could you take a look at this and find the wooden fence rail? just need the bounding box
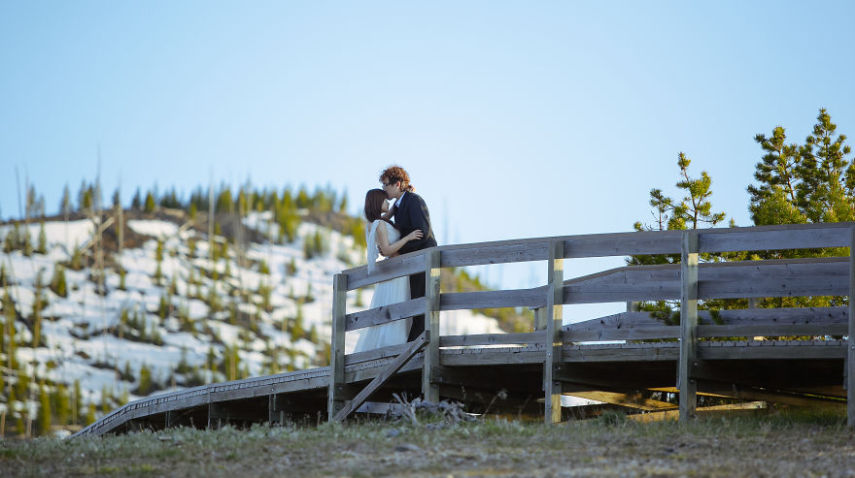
[331,222,855,426]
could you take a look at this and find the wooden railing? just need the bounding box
[328,222,855,425]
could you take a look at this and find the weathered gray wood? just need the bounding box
[440,345,546,366]
[534,307,547,331]
[345,297,426,331]
[423,249,442,402]
[544,241,564,424]
[563,230,683,258]
[561,257,850,304]
[344,252,426,290]
[849,227,855,427]
[698,340,845,360]
[699,224,851,253]
[567,307,848,333]
[440,288,547,310]
[440,240,551,267]
[562,342,681,362]
[345,342,410,365]
[439,332,547,347]
[327,274,347,421]
[696,323,848,338]
[565,326,680,342]
[679,230,699,423]
[334,331,428,422]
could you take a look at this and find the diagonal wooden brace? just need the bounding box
[333,331,429,423]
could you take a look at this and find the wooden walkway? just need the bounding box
[76,222,855,436]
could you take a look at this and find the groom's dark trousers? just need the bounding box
[392,192,437,341]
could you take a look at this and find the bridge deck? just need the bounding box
[77,339,846,436]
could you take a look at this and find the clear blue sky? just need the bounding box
[2,1,855,289]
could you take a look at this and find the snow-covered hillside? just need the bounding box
[0,211,503,435]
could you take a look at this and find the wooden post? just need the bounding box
[848,227,855,427]
[678,230,699,423]
[327,273,347,421]
[422,250,441,403]
[533,307,547,330]
[544,240,564,424]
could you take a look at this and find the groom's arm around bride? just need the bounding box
[380,166,437,342]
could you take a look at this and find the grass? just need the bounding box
[2,409,855,477]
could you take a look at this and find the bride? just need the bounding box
[352,189,423,353]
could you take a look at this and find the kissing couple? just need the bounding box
[352,165,437,353]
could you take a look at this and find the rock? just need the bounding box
[395,443,422,453]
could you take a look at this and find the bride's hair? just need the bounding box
[364,189,395,225]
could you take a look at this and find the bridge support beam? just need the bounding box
[328,274,348,421]
[544,240,564,424]
[678,230,699,423]
[848,227,855,427]
[422,250,442,402]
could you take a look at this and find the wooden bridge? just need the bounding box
[76,222,855,436]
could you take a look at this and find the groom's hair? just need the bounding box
[380,166,414,192]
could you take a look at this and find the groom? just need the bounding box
[379,166,437,341]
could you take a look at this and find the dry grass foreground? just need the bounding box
[2,410,855,477]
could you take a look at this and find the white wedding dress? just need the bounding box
[352,220,411,353]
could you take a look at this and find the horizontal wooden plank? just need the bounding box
[562,343,680,362]
[564,326,679,342]
[439,332,547,347]
[345,342,410,366]
[696,323,848,338]
[440,288,547,310]
[440,240,551,267]
[439,346,546,366]
[344,252,426,291]
[698,341,845,360]
[562,257,850,304]
[567,307,848,333]
[345,297,426,332]
[341,223,855,292]
[563,230,683,258]
[698,223,852,253]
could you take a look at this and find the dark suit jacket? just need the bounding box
[393,192,437,255]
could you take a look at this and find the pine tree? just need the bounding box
[36,222,47,254]
[86,402,96,425]
[55,383,70,426]
[50,264,68,298]
[73,380,82,425]
[2,226,14,253]
[748,108,853,226]
[291,304,305,342]
[100,386,111,414]
[31,270,45,348]
[136,364,153,395]
[22,229,32,257]
[118,267,126,291]
[60,183,72,219]
[144,191,157,213]
[4,291,18,369]
[70,242,83,270]
[36,383,51,436]
[131,188,142,210]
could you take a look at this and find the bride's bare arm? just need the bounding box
[377,224,423,257]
